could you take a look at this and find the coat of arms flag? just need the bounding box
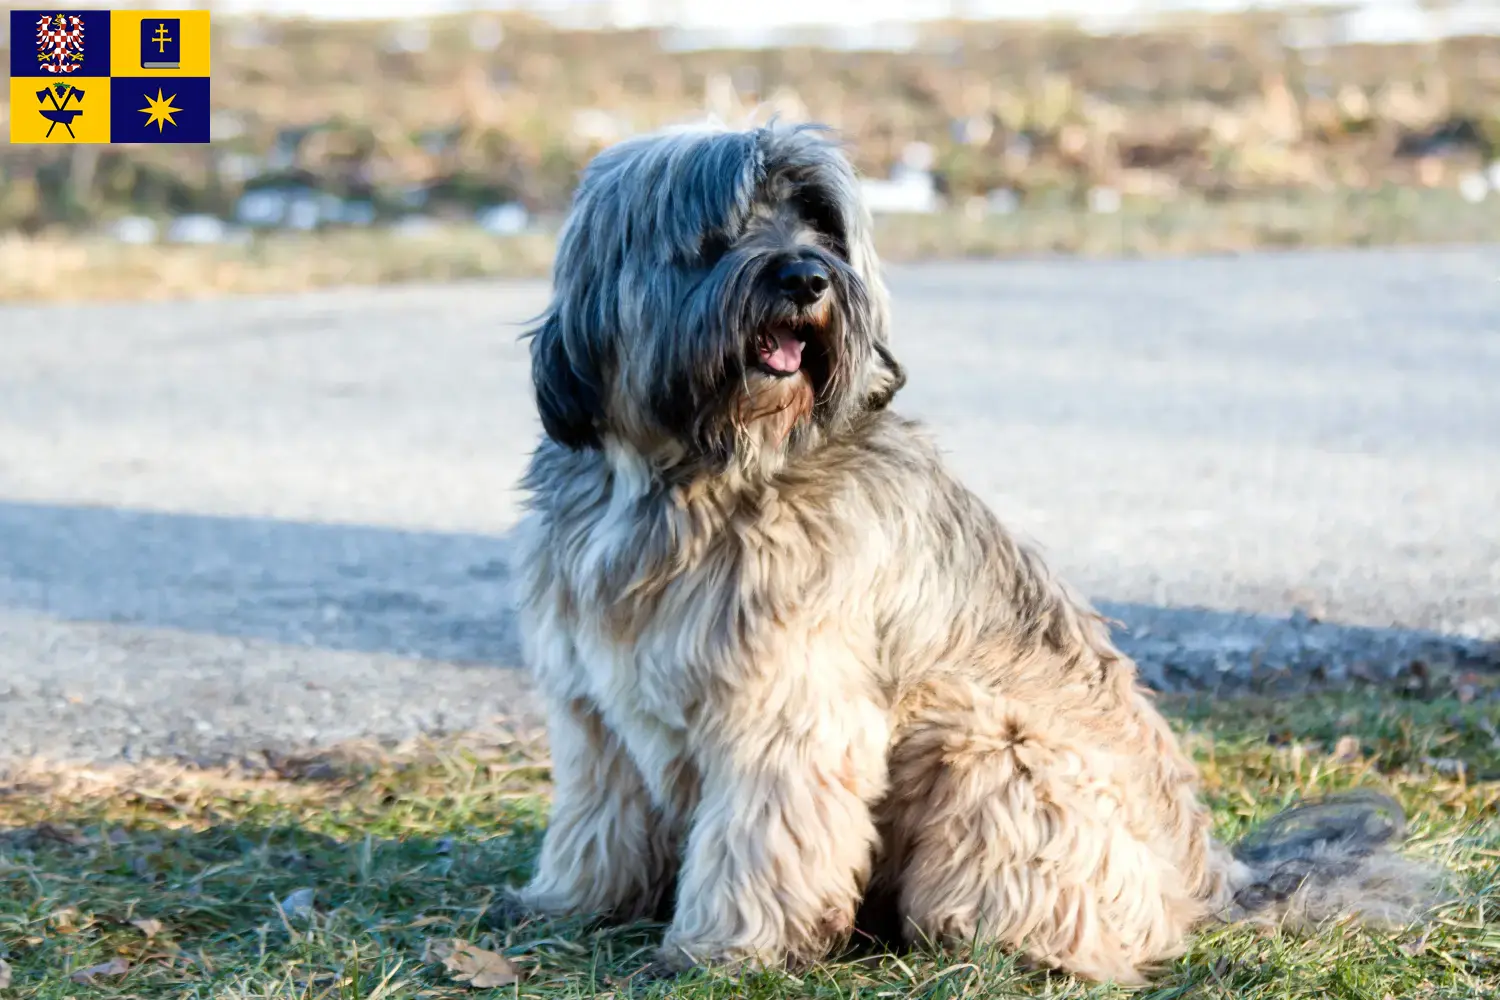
[9,9,210,144]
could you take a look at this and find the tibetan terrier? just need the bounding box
[506,122,1441,983]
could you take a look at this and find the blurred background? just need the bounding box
[3,0,1499,299]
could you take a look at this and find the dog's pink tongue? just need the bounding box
[761,328,804,373]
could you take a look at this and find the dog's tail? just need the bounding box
[1215,789,1449,930]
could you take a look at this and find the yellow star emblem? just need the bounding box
[138,88,182,132]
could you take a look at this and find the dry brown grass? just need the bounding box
[4,186,1495,303]
[0,227,555,302]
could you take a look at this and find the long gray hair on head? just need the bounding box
[527,121,904,476]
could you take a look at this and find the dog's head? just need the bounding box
[528,122,904,476]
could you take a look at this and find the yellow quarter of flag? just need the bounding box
[9,77,112,144]
[109,10,212,78]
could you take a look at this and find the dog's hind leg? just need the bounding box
[512,697,679,923]
[880,684,1216,985]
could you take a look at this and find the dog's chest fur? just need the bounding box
[513,415,1108,813]
[513,426,926,771]
[519,436,871,695]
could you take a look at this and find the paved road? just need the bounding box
[2,246,1497,765]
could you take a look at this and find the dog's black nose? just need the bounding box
[777,258,831,306]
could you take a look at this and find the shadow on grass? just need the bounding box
[0,800,583,996]
[0,809,1165,999]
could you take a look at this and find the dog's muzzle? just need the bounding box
[755,256,832,378]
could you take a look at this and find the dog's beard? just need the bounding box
[731,301,851,458]
[735,313,832,449]
[735,367,817,449]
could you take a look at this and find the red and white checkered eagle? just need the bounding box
[35,13,85,75]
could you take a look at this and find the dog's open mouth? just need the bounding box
[755,324,809,377]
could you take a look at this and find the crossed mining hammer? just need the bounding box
[36,82,85,138]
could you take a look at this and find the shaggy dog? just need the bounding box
[505,122,1440,983]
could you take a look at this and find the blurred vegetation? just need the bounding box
[0,9,1498,227]
[1,7,1498,301]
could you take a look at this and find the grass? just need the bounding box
[0,228,559,304]
[0,689,1496,999]
[4,187,1498,303]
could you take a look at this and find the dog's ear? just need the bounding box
[843,197,904,411]
[529,313,604,450]
[864,340,906,411]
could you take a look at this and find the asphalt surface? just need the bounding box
[1,246,1497,766]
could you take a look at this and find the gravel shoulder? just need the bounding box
[1,246,1497,765]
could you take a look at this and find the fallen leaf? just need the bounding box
[277,887,316,919]
[70,957,129,983]
[0,957,11,989]
[131,917,165,938]
[49,907,81,933]
[423,938,455,963]
[435,939,517,989]
[1332,735,1361,761]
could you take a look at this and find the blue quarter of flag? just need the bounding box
[9,10,112,78]
[140,17,181,69]
[110,76,211,144]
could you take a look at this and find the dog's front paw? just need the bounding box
[649,939,774,977]
[648,942,699,976]
[607,946,701,999]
